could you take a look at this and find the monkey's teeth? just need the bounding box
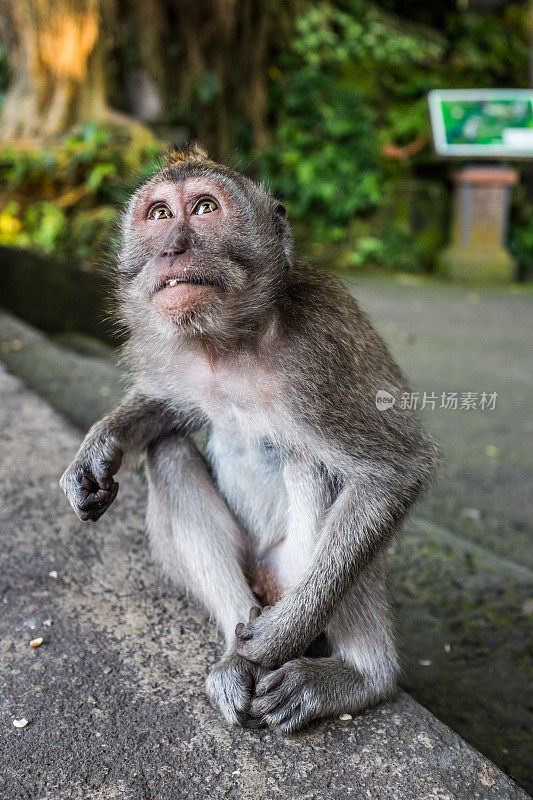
[168,279,178,287]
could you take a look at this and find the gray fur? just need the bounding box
[60,144,437,731]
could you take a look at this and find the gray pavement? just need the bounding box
[0,360,528,799]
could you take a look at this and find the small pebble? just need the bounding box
[30,637,43,647]
[48,570,58,579]
[418,659,432,666]
[13,718,29,728]
[339,713,352,721]
[444,642,451,653]
[43,619,52,627]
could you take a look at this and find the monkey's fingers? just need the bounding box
[78,481,119,522]
[235,605,261,639]
[235,622,251,639]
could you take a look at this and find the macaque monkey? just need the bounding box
[60,142,436,732]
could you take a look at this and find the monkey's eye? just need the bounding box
[148,203,173,220]
[192,197,219,215]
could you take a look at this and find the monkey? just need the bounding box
[60,142,437,733]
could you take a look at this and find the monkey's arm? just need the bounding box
[60,392,185,521]
[236,456,426,668]
[235,269,438,667]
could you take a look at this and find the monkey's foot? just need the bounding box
[249,658,326,732]
[250,656,370,734]
[205,652,266,727]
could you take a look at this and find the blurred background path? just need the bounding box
[352,275,532,563]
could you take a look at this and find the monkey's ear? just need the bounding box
[164,140,209,167]
[274,202,293,268]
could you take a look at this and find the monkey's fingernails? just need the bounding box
[262,605,271,612]
[249,606,261,622]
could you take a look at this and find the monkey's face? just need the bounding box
[118,165,292,344]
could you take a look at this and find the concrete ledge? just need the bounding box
[0,307,122,429]
[0,347,529,797]
[0,245,117,344]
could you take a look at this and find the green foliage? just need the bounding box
[0,123,161,261]
[262,70,380,243]
[261,0,531,276]
[447,3,529,87]
[260,0,444,266]
[1,1,532,278]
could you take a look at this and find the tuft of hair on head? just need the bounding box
[164,140,210,168]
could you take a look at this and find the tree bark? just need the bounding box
[240,0,270,150]
[0,0,107,140]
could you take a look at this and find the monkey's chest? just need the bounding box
[196,365,281,442]
[207,403,272,444]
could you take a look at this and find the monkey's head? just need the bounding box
[118,142,293,346]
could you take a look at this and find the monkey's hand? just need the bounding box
[235,601,305,669]
[206,650,268,728]
[60,445,122,522]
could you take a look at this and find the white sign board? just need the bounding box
[428,89,533,157]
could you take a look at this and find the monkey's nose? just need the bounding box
[160,236,189,258]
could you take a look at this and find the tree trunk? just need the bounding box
[0,0,106,140]
[240,0,270,151]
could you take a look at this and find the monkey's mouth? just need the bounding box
[153,274,222,294]
[152,273,222,318]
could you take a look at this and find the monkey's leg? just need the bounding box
[145,433,263,725]
[236,459,421,668]
[250,556,398,733]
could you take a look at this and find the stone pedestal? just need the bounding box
[439,166,518,283]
